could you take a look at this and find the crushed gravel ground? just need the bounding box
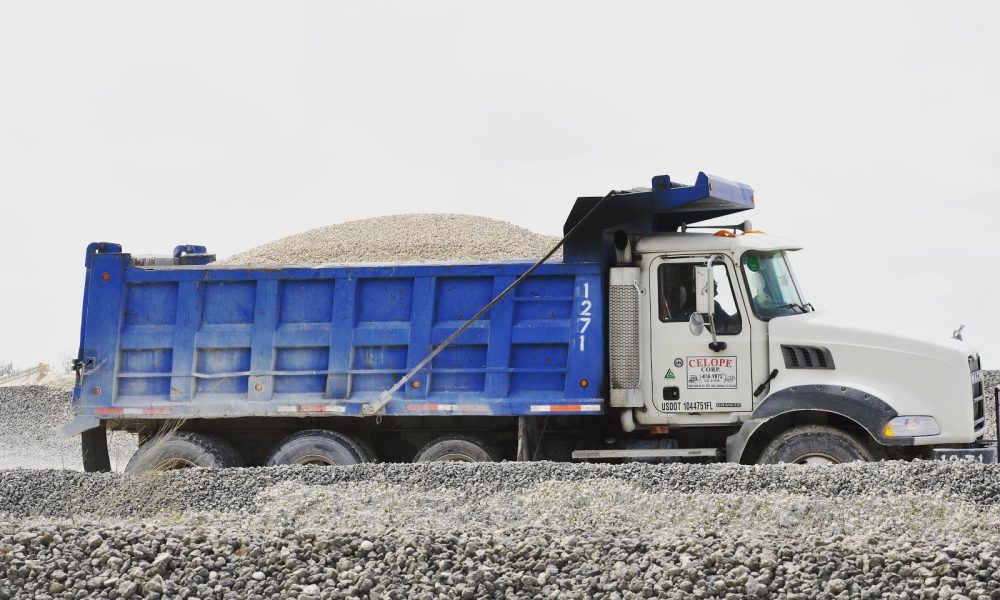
[220,213,561,265]
[5,462,1000,599]
[6,461,1000,519]
[2,376,998,597]
[0,386,136,471]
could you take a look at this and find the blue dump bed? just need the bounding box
[73,244,606,426]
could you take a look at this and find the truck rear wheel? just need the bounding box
[413,435,498,462]
[266,429,374,466]
[757,425,874,465]
[125,432,244,473]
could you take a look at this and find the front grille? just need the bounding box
[781,345,835,369]
[970,355,985,437]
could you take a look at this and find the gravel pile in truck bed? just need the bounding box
[4,461,1000,598]
[220,214,562,265]
[0,386,136,471]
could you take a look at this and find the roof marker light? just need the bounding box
[714,230,736,238]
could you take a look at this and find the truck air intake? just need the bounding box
[609,267,642,407]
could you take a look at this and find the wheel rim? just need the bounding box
[293,454,339,466]
[434,453,477,462]
[151,457,197,471]
[795,453,839,465]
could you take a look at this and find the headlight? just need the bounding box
[882,416,940,438]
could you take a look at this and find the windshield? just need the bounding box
[741,251,807,319]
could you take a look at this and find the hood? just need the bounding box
[769,310,976,364]
[766,311,980,444]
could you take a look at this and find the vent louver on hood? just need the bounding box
[781,345,835,369]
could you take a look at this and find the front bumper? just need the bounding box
[932,446,997,463]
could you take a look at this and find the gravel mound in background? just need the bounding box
[4,462,1000,599]
[0,386,135,471]
[220,214,562,265]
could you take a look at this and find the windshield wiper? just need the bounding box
[775,302,808,313]
[803,302,815,312]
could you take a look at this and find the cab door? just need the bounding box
[648,255,753,420]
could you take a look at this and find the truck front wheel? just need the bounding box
[413,435,498,462]
[266,429,374,466]
[757,425,874,465]
[125,432,244,473]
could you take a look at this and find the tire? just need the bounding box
[413,435,499,462]
[266,429,374,466]
[125,432,244,474]
[757,425,874,465]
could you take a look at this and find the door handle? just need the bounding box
[663,386,680,400]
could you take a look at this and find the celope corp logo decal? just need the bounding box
[673,358,683,368]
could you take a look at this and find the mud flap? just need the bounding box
[82,425,111,472]
[725,418,766,463]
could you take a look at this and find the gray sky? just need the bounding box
[1,1,998,368]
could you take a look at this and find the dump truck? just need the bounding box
[65,172,996,472]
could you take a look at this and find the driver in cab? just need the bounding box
[659,264,739,335]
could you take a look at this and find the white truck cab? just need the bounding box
[608,225,990,464]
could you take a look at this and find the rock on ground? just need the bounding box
[4,461,1000,598]
[219,213,561,265]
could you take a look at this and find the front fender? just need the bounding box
[725,385,911,462]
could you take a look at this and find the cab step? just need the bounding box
[572,448,718,460]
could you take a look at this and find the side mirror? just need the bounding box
[689,312,706,336]
[694,265,712,314]
[697,255,726,353]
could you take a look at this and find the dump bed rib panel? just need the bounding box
[75,252,606,421]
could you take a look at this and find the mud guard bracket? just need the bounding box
[61,414,100,437]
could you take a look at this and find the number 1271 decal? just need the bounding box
[579,282,592,351]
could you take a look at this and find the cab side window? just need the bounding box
[657,262,742,335]
[657,263,697,323]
